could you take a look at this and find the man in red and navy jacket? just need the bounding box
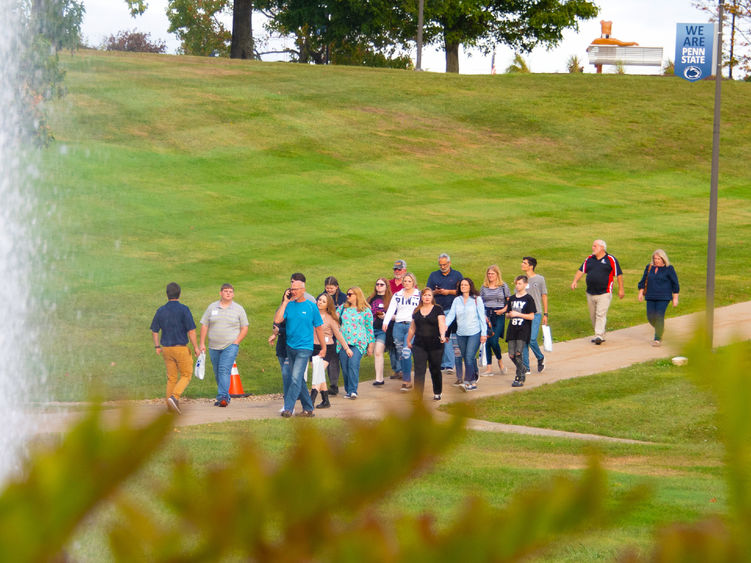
[570,239,624,344]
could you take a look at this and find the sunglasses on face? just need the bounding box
[347,292,355,297]
[376,282,386,287]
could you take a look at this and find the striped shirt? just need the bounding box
[200,301,249,350]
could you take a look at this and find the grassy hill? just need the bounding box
[41,50,751,400]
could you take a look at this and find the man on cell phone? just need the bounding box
[274,279,326,418]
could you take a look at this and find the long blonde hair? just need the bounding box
[483,264,503,287]
[651,249,671,267]
[343,286,368,312]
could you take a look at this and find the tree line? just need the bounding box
[125,0,599,73]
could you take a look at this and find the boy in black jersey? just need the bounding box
[506,275,537,387]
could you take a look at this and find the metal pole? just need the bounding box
[706,0,724,349]
[416,0,424,70]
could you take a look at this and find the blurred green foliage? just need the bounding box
[2,340,751,561]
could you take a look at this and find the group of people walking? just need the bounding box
[149,241,680,416]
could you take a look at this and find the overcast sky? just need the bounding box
[81,0,711,74]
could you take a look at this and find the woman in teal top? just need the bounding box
[337,287,375,399]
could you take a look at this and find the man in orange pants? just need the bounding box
[151,282,200,414]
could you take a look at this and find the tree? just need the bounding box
[231,0,254,58]
[126,0,255,59]
[256,0,412,65]
[506,52,530,73]
[412,0,599,73]
[257,0,597,73]
[20,0,85,144]
[694,0,751,78]
[102,29,167,53]
[166,0,232,56]
[567,54,583,73]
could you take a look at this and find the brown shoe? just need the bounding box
[400,383,413,392]
[390,372,403,380]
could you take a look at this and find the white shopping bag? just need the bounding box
[194,352,206,380]
[311,356,329,386]
[542,325,553,353]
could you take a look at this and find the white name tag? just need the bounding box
[211,309,219,316]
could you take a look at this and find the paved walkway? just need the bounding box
[32,302,751,442]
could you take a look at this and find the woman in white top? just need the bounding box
[382,273,421,391]
[443,277,487,391]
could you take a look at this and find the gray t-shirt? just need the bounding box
[200,300,249,350]
[526,274,547,313]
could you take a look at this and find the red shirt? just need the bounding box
[389,278,403,294]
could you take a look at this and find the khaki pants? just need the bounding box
[163,346,193,400]
[587,292,612,340]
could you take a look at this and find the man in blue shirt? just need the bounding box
[150,282,200,414]
[274,279,326,417]
[426,253,463,375]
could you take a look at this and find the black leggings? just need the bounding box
[412,345,443,395]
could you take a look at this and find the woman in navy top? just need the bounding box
[637,249,680,346]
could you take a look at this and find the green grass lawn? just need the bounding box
[65,357,728,561]
[442,358,718,444]
[40,50,751,400]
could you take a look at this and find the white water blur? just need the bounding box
[0,0,43,483]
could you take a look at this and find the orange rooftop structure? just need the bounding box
[587,20,664,73]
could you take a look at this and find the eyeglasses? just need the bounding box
[347,292,355,297]
[375,282,386,287]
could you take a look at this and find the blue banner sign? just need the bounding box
[675,23,716,82]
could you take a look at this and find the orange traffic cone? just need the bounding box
[229,362,251,397]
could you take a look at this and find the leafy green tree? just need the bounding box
[18,0,84,144]
[256,0,411,65]
[126,0,255,59]
[166,0,232,56]
[506,52,530,73]
[404,0,598,73]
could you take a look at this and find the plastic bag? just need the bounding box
[311,355,329,386]
[542,325,553,353]
[194,352,206,380]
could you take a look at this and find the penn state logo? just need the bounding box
[684,66,702,80]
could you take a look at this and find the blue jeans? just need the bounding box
[209,344,239,403]
[277,355,290,397]
[339,347,364,395]
[392,322,412,382]
[457,333,481,383]
[485,313,505,363]
[284,347,314,413]
[646,300,670,340]
[441,336,456,370]
[522,313,544,371]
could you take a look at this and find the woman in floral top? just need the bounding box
[337,286,374,399]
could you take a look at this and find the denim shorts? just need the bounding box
[373,327,386,344]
